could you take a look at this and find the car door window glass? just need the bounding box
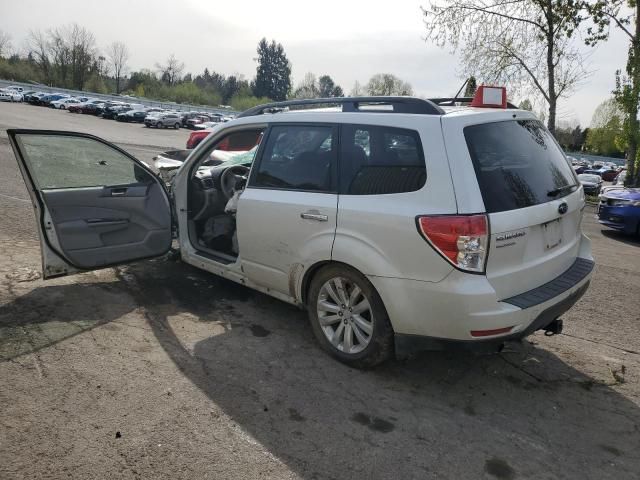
[340,125,426,195]
[253,125,336,192]
[15,134,151,189]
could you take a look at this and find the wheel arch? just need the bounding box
[299,260,384,309]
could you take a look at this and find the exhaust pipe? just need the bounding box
[543,318,563,336]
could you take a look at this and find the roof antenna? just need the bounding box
[453,78,469,100]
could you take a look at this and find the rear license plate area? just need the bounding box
[543,218,562,250]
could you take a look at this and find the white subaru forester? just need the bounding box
[8,87,594,367]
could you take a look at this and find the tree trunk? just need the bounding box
[630,2,640,187]
[546,3,556,135]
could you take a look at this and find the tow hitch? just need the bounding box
[543,318,563,336]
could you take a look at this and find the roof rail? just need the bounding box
[237,96,445,118]
[429,97,519,109]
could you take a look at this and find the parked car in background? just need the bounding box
[577,174,603,196]
[27,92,47,105]
[102,104,131,119]
[0,89,23,102]
[598,188,640,235]
[51,98,81,109]
[144,112,182,128]
[41,93,70,106]
[601,168,621,181]
[21,90,37,101]
[116,108,162,123]
[180,111,207,127]
[68,99,101,113]
[581,169,602,177]
[613,169,627,185]
[193,120,222,130]
[186,115,212,129]
[186,128,212,149]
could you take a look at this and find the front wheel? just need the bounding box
[308,265,394,368]
[174,123,180,129]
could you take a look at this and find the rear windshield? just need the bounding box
[464,120,577,213]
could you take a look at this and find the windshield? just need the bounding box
[464,119,577,213]
[578,174,600,183]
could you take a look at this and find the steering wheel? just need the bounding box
[220,165,250,200]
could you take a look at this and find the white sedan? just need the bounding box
[51,98,81,109]
[0,89,23,102]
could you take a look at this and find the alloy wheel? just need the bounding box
[316,277,374,354]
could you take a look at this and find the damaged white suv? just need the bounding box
[8,88,594,367]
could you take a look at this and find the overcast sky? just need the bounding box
[2,0,632,126]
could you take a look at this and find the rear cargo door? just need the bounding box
[442,113,586,300]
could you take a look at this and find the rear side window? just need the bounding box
[252,125,336,192]
[340,125,426,195]
[464,120,577,213]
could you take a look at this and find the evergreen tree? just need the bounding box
[253,38,291,101]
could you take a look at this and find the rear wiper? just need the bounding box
[547,184,577,197]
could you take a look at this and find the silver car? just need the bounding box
[7,92,594,368]
[145,112,182,129]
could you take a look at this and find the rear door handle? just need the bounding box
[300,211,328,222]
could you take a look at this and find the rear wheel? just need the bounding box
[174,123,180,129]
[308,265,394,368]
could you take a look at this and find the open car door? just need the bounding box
[8,130,173,279]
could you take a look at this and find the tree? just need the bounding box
[350,80,365,96]
[106,41,129,94]
[27,30,52,84]
[318,75,344,97]
[518,99,533,111]
[253,38,291,101]
[587,1,639,186]
[463,76,477,96]
[156,54,184,86]
[0,30,11,58]
[365,73,413,96]
[585,98,625,156]
[293,72,319,98]
[292,73,344,99]
[555,122,585,152]
[423,0,593,135]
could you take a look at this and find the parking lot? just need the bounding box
[0,102,639,479]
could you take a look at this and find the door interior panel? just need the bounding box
[41,183,171,268]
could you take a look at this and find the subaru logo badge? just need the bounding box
[558,202,568,215]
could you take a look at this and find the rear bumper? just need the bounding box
[395,280,590,356]
[369,235,594,353]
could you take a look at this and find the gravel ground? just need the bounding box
[0,102,639,480]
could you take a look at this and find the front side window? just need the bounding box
[339,124,426,195]
[464,120,577,213]
[15,134,151,189]
[252,125,336,192]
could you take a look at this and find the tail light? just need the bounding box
[417,215,488,273]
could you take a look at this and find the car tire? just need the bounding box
[174,123,180,129]
[307,264,394,368]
